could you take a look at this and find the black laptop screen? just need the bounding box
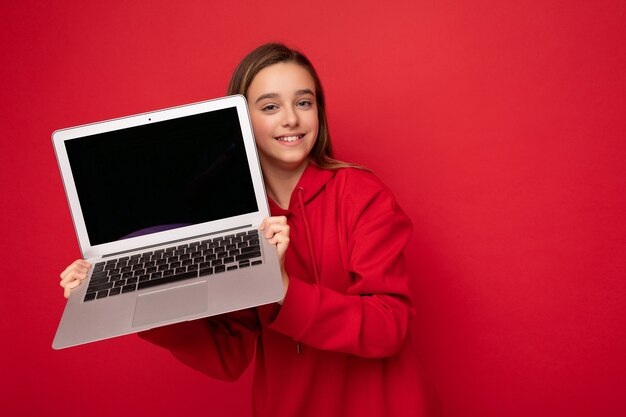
[65,106,259,246]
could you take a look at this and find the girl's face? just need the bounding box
[246,62,319,173]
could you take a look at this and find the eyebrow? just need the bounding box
[254,89,315,104]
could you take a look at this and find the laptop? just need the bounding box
[52,95,284,349]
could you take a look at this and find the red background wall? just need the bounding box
[1,1,624,416]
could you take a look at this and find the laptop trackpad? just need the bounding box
[132,281,208,328]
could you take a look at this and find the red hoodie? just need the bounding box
[139,164,441,417]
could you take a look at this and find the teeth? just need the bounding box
[275,135,302,142]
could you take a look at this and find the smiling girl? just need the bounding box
[60,43,440,417]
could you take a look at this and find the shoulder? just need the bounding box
[329,168,412,238]
[330,167,398,205]
[327,168,409,226]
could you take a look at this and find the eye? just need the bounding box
[261,104,278,112]
[297,100,313,108]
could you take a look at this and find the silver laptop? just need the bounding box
[52,95,283,350]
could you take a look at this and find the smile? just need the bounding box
[274,134,304,142]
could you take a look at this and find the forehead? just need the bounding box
[248,62,316,98]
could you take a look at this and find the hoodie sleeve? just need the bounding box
[268,174,414,358]
[137,308,260,381]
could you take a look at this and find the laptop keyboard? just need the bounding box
[84,229,263,302]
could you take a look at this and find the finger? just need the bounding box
[60,269,88,288]
[60,267,87,284]
[64,277,83,290]
[60,259,90,280]
[269,234,290,248]
[263,223,290,239]
[266,225,290,242]
[263,216,288,226]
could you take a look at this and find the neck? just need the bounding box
[262,160,309,210]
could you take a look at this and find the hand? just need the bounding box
[259,216,290,296]
[59,259,91,299]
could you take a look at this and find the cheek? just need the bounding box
[309,112,320,138]
[251,117,270,139]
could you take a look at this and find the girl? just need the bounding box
[60,43,441,417]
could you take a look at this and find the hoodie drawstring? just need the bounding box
[296,187,320,284]
[294,187,320,355]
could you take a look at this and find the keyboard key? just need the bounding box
[236,251,262,261]
[122,284,137,293]
[89,276,110,286]
[96,290,109,299]
[109,287,122,296]
[199,268,213,276]
[84,292,96,301]
[87,282,114,293]
[241,245,260,254]
[214,265,226,273]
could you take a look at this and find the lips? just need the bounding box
[274,134,304,142]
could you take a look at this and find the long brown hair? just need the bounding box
[228,43,361,170]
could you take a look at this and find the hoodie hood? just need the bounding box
[267,163,336,216]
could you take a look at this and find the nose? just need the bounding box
[281,105,299,127]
